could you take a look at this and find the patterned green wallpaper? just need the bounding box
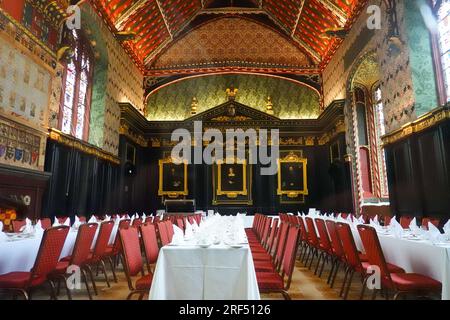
[405,0,438,116]
[82,6,109,149]
[146,74,321,121]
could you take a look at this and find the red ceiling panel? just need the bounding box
[93,0,363,68]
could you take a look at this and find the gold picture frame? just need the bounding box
[158,158,188,198]
[217,159,248,198]
[277,151,308,198]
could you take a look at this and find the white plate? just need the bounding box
[228,244,243,248]
[198,243,211,248]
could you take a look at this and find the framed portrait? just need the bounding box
[217,159,247,197]
[277,152,308,198]
[125,143,136,165]
[158,158,188,197]
[330,140,341,163]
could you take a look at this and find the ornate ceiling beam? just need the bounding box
[144,65,321,77]
[115,0,149,30]
[143,37,172,65]
[292,0,306,37]
[198,7,267,15]
[155,0,174,38]
[318,0,347,26]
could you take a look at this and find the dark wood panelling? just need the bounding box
[385,119,450,221]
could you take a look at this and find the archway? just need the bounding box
[345,51,389,214]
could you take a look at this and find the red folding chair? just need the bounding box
[40,218,52,230]
[120,227,153,300]
[421,218,440,230]
[0,226,69,299]
[140,223,160,273]
[358,225,441,299]
[12,219,26,232]
[399,216,413,229]
[50,223,98,299]
[85,221,115,293]
[256,224,300,300]
[157,221,170,246]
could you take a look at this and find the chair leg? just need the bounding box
[62,275,72,300]
[85,265,98,295]
[330,261,340,288]
[339,267,350,297]
[107,257,118,283]
[100,260,111,288]
[81,268,93,300]
[281,290,291,300]
[393,291,402,300]
[314,252,322,274]
[371,288,378,300]
[48,280,58,300]
[359,275,368,300]
[343,270,354,300]
[319,255,328,278]
[327,259,336,284]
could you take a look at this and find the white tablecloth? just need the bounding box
[349,226,450,300]
[0,223,118,275]
[299,215,450,299]
[149,216,260,300]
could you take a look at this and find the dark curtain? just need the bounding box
[42,140,120,220]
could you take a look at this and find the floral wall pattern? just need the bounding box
[146,74,321,121]
[81,4,144,156]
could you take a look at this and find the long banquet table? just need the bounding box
[0,222,119,275]
[149,216,260,300]
[302,215,450,300]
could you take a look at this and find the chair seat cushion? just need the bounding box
[252,252,272,261]
[54,261,70,274]
[254,260,275,272]
[362,262,405,274]
[0,272,46,288]
[388,273,442,291]
[256,272,284,290]
[135,274,153,290]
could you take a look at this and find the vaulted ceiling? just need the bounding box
[92,0,366,74]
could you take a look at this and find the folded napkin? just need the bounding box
[142,213,146,221]
[52,219,60,227]
[34,220,44,235]
[389,217,403,238]
[308,208,316,216]
[0,222,6,242]
[171,225,184,245]
[73,216,81,228]
[358,215,365,224]
[428,222,444,243]
[374,215,379,224]
[409,217,418,231]
[104,215,111,221]
[21,218,34,234]
[443,219,450,235]
[63,218,70,226]
[88,215,97,223]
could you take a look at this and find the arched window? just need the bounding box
[373,85,389,197]
[59,29,94,140]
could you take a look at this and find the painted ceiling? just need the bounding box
[352,52,380,89]
[145,74,321,121]
[92,0,365,71]
[151,17,314,70]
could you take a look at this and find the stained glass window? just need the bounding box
[374,85,389,196]
[60,30,93,140]
[437,0,450,101]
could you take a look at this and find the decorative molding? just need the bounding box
[381,105,450,145]
[119,123,148,147]
[48,128,120,164]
